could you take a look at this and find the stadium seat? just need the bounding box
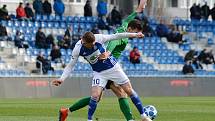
[48,15,55,21]
[0,20,6,27]
[208,38,214,45]
[60,49,66,56]
[79,17,86,23]
[60,16,66,22]
[55,15,61,21]
[14,21,20,27]
[67,16,73,22]
[60,22,66,28]
[34,21,40,28]
[86,17,93,23]
[85,23,92,31]
[40,22,47,28]
[47,22,53,28]
[42,15,48,21]
[73,16,79,23]
[79,23,85,30]
[53,22,60,28]
[6,20,13,27]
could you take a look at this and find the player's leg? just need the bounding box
[59,91,104,121]
[108,81,134,121]
[107,64,146,120]
[69,96,91,112]
[88,76,107,121]
[88,86,103,121]
[120,81,147,120]
[59,97,91,121]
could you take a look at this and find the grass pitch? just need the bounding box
[0,97,214,121]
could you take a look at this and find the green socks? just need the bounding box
[119,98,134,121]
[68,97,134,121]
[69,96,91,112]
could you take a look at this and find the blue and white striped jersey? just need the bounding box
[59,33,137,81]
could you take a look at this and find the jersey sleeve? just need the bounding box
[95,33,137,44]
[59,45,80,81]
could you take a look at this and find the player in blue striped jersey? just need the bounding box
[52,32,151,121]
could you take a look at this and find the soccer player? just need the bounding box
[52,32,151,121]
[55,0,148,121]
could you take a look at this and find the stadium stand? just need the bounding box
[0,14,215,77]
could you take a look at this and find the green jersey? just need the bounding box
[106,12,137,59]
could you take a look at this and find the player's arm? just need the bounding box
[121,0,148,29]
[96,32,144,44]
[98,33,144,60]
[52,47,79,86]
[105,0,148,55]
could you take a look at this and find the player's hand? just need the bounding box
[52,79,64,86]
[130,32,144,38]
[136,0,148,13]
[98,51,111,60]
[136,32,144,38]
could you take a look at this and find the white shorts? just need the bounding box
[91,63,129,88]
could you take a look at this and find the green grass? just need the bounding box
[0,97,215,121]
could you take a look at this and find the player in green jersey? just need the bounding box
[58,0,148,121]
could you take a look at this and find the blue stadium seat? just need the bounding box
[67,49,72,56]
[27,21,33,27]
[34,21,40,27]
[55,15,60,21]
[32,49,40,56]
[48,70,53,75]
[60,49,66,56]
[2,20,10,27]
[40,22,47,28]
[86,17,93,23]
[14,21,20,27]
[85,64,92,71]
[80,17,86,23]
[92,17,98,23]
[1,20,7,26]
[79,23,85,30]
[73,23,79,30]
[67,16,73,22]
[48,15,55,21]
[42,15,48,21]
[143,45,149,50]
[60,22,66,28]
[61,16,66,22]
[85,23,92,31]
[53,22,60,28]
[144,38,150,44]
[35,15,41,21]
[208,38,214,45]
[73,16,79,23]
[47,22,53,28]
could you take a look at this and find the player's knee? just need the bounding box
[122,87,133,96]
[91,95,100,102]
[121,82,133,96]
[91,92,101,101]
[115,89,127,98]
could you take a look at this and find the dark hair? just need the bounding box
[3,5,7,8]
[127,19,142,31]
[82,32,95,43]
[133,46,137,49]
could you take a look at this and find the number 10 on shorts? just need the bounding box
[93,79,100,85]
